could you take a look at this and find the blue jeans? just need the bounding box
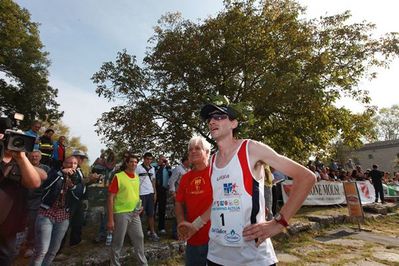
[185,244,208,266]
[30,214,69,266]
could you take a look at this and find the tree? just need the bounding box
[374,104,399,141]
[92,0,398,162]
[0,0,62,128]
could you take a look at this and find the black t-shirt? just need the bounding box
[369,169,384,183]
[0,160,28,236]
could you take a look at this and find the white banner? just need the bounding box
[281,180,376,205]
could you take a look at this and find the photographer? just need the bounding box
[0,118,46,266]
[30,156,84,266]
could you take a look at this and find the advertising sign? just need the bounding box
[343,182,364,219]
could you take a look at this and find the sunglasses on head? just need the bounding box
[206,113,229,123]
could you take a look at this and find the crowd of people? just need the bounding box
[2,107,399,265]
[306,157,399,204]
[0,105,321,266]
[0,119,101,265]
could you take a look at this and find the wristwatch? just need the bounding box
[274,213,289,227]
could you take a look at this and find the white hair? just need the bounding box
[188,136,211,153]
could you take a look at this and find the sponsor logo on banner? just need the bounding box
[359,183,371,199]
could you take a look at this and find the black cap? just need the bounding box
[200,104,239,120]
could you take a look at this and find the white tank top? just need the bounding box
[207,140,278,265]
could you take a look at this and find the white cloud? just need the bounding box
[53,78,115,162]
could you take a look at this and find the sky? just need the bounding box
[14,0,399,162]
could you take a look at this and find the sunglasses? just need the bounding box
[206,113,229,123]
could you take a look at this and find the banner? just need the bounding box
[343,182,364,219]
[383,184,399,197]
[281,180,376,206]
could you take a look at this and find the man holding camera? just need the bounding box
[30,156,84,266]
[60,150,99,248]
[0,118,46,266]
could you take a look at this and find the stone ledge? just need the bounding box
[53,241,185,266]
[55,203,398,265]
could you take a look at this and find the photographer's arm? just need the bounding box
[84,173,100,186]
[14,152,44,188]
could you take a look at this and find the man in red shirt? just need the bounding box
[175,136,213,266]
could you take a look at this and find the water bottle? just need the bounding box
[135,199,142,211]
[105,231,113,246]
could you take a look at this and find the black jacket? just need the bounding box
[40,168,84,213]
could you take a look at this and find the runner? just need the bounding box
[178,103,316,266]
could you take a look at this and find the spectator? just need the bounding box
[314,157,324,171]
[52,136,66,170]
[320,166,330,181]
[393,173,399,185]
[175,136,212,266]
[24,151,50,258]
[264,165,274,221]
[107,154,147,266]
[270,167,287,217]
[39,129,54,167]
[0,118,45,266]
[25,120,42,150]
[169,155,190,198]
[355,165,365,180]
[345,159,355,171]
[337,170,346,181]
[350,169,358,181]
[169,155,190,239]
[136,152,159,241]
[383,172,390,183]
[69,150,99,246]
[154,155,171,234]
[330,159,338,172]
[328,168,338,181]
[92,151,107,176]
[30,156,83,266]
[309,165,321,181]
[104,150,116,186]
[369,164,385,204]
[94,151,122,243]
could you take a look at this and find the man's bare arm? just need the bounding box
[14,152,43,188]
[249,140,316,221]
[107,193,115,231]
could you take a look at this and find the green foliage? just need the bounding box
[374,104,399,141]
[0,0,62,127]
[92,0,398,161]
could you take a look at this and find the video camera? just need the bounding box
[0,113,36,160]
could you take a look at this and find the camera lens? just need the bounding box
[12,137,25,148]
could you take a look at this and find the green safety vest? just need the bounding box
[113,171,140,213]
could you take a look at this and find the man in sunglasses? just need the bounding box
[178,103,316,266]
